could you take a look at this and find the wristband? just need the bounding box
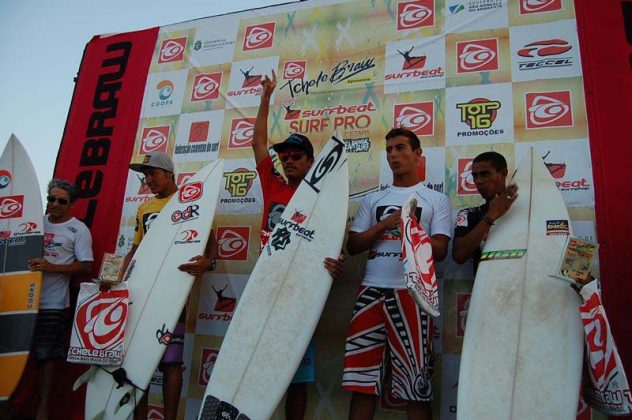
[482,215,495,226]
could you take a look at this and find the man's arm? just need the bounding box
[253,69,276,166]
[347,209,401,255]
[429,234,450,262]
[28,258,92,275]
[452,184,518,264]
[119,244,138,280]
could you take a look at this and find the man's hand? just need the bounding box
[379,209,402,231]
[261,69,277,98]
[324,254,346,280]
[178,255,212,277]
[28,258,51,272]
[487,184,518,221]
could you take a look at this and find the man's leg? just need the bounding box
[406,400,432,420]
[36,360,54,420]
[162,364,183,420]
[134,392,148,420]
[349,391,377,420]
[285,382,307,420]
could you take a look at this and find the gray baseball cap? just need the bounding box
[129,152,174,173]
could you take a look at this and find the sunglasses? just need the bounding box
[278,151,306,162]
[46,195,69,205]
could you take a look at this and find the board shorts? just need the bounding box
[159,321,185,370]
[342,286,433,401]
[291,339,315,384]
[32,309,68,361]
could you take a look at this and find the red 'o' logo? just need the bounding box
[0,196,24,219]
[179,182,203,203]
[397,1,433,30]
[76,290,128,350]
[243,23,276,51]
[217,228,249,260]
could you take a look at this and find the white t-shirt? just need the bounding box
[350,183,452,288]
[40,216,94,309]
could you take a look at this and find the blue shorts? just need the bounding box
[291,339,315,384]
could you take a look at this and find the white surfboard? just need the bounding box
[457,148,583,419]
[199,133,348,420]
[0,134,43,403]
[81,159,224,419]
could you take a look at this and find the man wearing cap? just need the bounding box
[123,152,217,420]
[253,70,344,419]
[452,151,518,273]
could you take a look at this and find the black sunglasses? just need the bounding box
[47,195,69,205]
[278,151,306,162]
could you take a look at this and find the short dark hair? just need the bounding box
[48,179,79,203]
[473,151,507,172]
[385,128,421,150]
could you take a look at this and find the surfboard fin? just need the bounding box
[73,365,98,391]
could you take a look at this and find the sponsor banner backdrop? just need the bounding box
[51,1,600,418]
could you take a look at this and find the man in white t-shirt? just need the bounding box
[27,179,94,420]
[342,128,452,419]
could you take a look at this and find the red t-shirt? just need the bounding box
[256,156,296,246]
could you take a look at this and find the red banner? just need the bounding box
[575,1,632,407]
[53,28,158,279]
[10,27,157,420]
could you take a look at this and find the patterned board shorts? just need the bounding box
[33,309,68,361]
[342,286,434,401]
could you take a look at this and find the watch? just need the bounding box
[209,259,217,271]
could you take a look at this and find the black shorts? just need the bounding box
[32,309,68,361]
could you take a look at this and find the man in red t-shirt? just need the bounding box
[253,69,344,419]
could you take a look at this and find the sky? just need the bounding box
[0,0,289,196]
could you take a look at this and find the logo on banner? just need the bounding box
[517,39,573,70]
[217,226,250,260]
[191,72,222,102]
[457,39,499,73]
[397,1,434,30]
[384,45,444,81]
[177,172,195,186]
[147,406,165,420]
[198,285,237,322]
[223,169,257,197]
[456,98,503,136]
[158,37,187,63]
[0,195,24,219]
[0,169,11,189]
[140,126,169,154]
[394,102,434,136]
[456,293,471,337]
[458,158,478,195]
[179,182,203,203]
[229,118,256,149]
[240,66,262,88]
[542,151,566,179]
[75,289,128,350]
[519,0,562,14]
[283,103,301,120]
[189,121,210,143]
[283,61,306,80]
[157,80,174,100]
[525,91,572,128]
[243,22,276,51]
[198,348,220,386]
